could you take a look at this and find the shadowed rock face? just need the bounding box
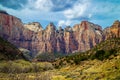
[0,13,105,57]
[104,20,120,39]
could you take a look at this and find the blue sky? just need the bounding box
[0,0,120,29]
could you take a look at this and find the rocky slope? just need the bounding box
[0,12,107,57]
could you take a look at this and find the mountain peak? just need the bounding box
[49,22,54,26]
[46,22,56,30]
[0,10,8,15]
[112,20,120,28]
[24,22,43,32]
[58,26,63,31]
[114,20,119,23]
[81,20,88,23]
[104,20,120,39]
[65,26,72,32]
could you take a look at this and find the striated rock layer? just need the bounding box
[0,12,105,57]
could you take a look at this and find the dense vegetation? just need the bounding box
[0,54,120,80]
[0,37,24,60]
[35,52,67,62]
[53,38,120,68]
[0,60,54,80]
[0,60,54,73]
[0,38,120,80]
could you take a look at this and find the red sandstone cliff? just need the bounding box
[0,12,105,57]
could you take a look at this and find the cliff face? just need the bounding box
[0,13,105,56]
[73,21,104,52]
[0,12,36,56]
[104,20,120,39]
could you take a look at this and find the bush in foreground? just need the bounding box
[0,60,54,73]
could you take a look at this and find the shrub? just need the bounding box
[90,49,117,61]
[0,60,54,73]
[114,76,120,80]
[36,53,55,62]
[32,62,54,72]
[0,60,33,73]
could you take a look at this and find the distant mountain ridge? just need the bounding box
[0,12,119,57]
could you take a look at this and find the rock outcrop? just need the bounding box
[0,12,105,57]
[104,20,120,39]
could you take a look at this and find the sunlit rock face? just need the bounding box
[0,13,105,57]
[104,20,120,39]
[72,21,104,52]
[24,22,43,32]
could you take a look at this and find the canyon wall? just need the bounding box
[1,12,119,57]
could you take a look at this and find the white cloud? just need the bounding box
[27,0,53,11]
[2,0,120,28]
[58,0,92,28]
[88,14,92,18]
[58,0,92,27]
[58,20,71,27]
[63,0,91,20]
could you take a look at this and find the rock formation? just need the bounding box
[0,12,105,57]
[104,20,120,39]
[73,21,104,52]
